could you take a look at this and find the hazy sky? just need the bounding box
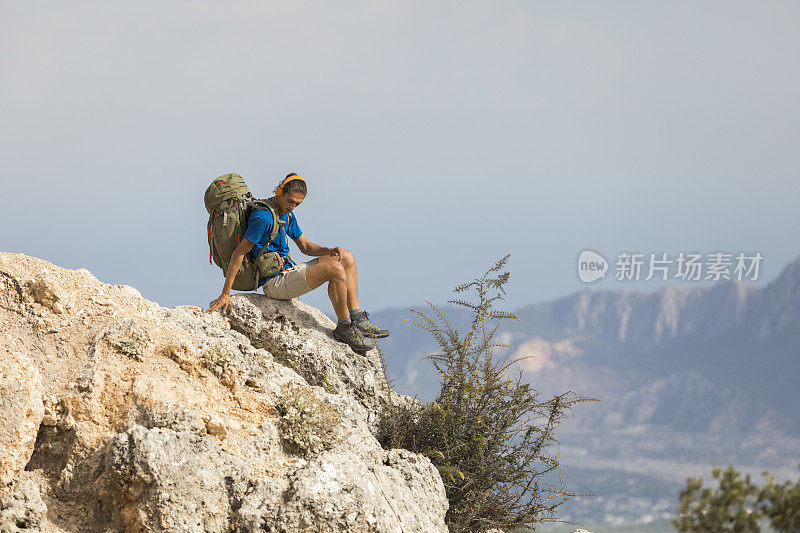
[2,1,799,313]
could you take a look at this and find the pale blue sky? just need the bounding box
[2,1,798,312]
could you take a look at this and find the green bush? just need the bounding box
[760,469,800,532]
[675,465,762,532]
[675,465,800,532]
[378,254,596,532]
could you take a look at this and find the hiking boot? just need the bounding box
[352,312,390,339]
[332,322,374,352]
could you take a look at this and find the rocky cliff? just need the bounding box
[0,253,447,532]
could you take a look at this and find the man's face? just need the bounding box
[276,191,305,214]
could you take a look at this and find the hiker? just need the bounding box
[206,173,389,352]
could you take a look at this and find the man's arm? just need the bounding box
[293,234,342,259]
[206,238,255,313]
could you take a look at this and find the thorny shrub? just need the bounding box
[378,254,597,532]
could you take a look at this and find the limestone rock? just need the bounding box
[115,284,142,299]
[95,421,247,533]
[228,294,410,425]
[0,352,44,486]
[26,276,65,314]
[92,410,447,533]
[0,479,47,533]
[205,416,227,438]
[236,449,447,532]
[0,253,448,532]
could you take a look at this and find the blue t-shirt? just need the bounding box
[243,208,303,285]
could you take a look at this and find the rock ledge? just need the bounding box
[0,252,447,532]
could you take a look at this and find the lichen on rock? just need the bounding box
[278,384,342,456]
[103,318,152,361]
[201,341,234,378]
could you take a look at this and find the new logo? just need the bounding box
[577,249,608,283]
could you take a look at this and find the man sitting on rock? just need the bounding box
[207,173,389,352]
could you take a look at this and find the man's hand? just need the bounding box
[206,293,230,314]
[208,239,253,315]
[329,246,345,260]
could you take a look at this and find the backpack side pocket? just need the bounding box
[255,251,284,280]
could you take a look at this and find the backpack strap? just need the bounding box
[248,199,289,267]
[256,198,297,268]
[250,199,280,243]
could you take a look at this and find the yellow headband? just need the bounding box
[275,174,305,196]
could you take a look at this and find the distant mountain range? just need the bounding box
[371,254,800,524]
[374,254,800,436]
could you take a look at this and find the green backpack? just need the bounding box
[205,173,284,291]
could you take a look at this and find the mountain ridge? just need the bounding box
[373,253,800,433]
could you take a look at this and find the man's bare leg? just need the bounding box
[304,257,349,320]
[339,249,360,311]
[306,251,360,309]
[304,251,389,340]
[304,255,375,351]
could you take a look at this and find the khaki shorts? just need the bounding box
[261,261,315,300]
